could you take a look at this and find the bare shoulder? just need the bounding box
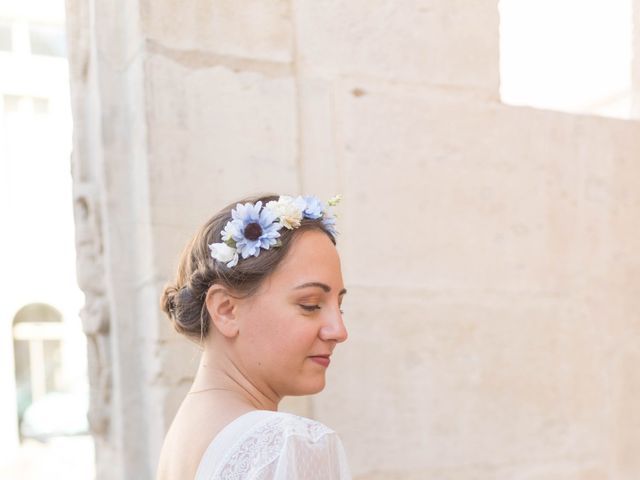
[155,397,253,480]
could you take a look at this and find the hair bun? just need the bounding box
[160,284,180,319]
[161,282,207,338]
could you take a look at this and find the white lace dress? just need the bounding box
[194,410,352,480]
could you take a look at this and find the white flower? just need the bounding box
[265,196,306,229]
[209,242,239,268]
[327,194,342,207]
[221,219,242,242]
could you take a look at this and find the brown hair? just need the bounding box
[160,193,336,342]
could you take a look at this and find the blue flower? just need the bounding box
[223,201,282,259]
[321,207,338,237]
[302,195,324,219]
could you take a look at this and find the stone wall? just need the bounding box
[65,1,640,479]
[634,0,640,116]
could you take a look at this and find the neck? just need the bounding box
[191,344,280,412]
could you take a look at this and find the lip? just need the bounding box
[309,356,331,367]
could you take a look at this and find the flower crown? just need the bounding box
[208,194,341,268]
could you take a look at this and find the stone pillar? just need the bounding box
[65,0,125,476]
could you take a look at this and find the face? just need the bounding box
[233,229,348,398]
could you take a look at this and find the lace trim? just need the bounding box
[212,412,333,479]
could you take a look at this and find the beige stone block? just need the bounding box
[143,53,299,276]
[142,55,302,448]
[309,83,640,478]
[609,347,640,479]
[293,0,499,92]
[351,465,607,480]
[633,0,640,116]
[298,77,343,196]
[331,83,640,295]
[141,0,293,62]
[316,287,608,477]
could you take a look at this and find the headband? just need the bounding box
[209,194,341,268]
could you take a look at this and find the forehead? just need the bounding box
[269,230,342,287]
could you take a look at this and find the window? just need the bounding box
[0,21,11,51]
[3,95,50,115]
[12,303,65,437]
[3,95,23,113]
[29,23,66,57]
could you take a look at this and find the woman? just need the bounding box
[156,193,352,479]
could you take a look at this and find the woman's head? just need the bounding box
[161,193,348,396]
[160,193,342,343]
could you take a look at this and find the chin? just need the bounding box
[307,382,326,395]
[292,377,326,396]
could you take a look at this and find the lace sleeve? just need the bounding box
[255,429,352,480]
[209,412,351,480]
[211,412,351,480]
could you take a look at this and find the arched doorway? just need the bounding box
[12,303,65,439]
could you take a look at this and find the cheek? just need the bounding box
[243,301,293,349]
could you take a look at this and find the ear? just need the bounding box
[205,284,240,338]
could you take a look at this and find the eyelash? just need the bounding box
[299,304,345,314]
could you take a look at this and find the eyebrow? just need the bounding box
[293,282,347,296]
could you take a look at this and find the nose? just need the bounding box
[319,307,348,343]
